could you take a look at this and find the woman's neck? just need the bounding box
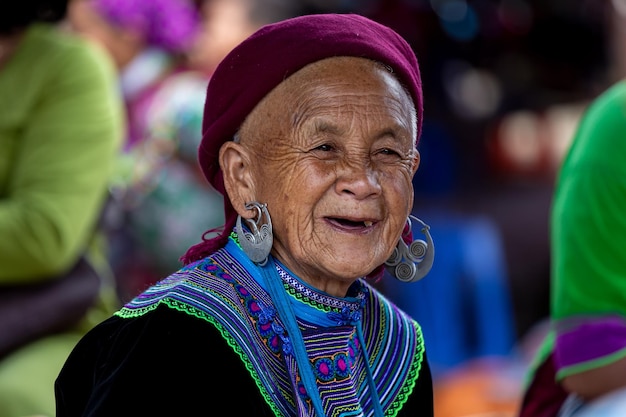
[0,29,26,69]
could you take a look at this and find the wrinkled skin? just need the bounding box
[220,56,419,297]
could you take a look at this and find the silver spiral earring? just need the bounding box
[385,215,435,283]
[235,202,273,266]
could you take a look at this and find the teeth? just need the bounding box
[364,221,373,227]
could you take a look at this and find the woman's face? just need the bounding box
[230,57,419,296]
[67,0,142,69]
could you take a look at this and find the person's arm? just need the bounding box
[561,356,626,401]
[0,28,124,282]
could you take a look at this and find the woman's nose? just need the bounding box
[334,159,382,199]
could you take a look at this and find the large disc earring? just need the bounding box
[235,202,273,266]
[385,215,435,283]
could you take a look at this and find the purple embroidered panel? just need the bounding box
[555,315,626,370]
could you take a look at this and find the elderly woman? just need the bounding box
[55,13,435,416]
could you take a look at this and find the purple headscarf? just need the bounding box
[90,0,199,53]
[182,13,423,266]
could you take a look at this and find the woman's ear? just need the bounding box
[412,150,421,175]
[219,141,256,218]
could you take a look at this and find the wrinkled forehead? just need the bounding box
[282,56,410,96]
[198,13,423,193]
[238,56,417,145]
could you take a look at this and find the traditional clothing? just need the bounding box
[55,13,434,416]
[56,232,433,415]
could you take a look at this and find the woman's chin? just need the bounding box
[319,259,379,281]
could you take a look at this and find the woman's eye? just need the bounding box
[378,148,401,157]
[314,144,333,152]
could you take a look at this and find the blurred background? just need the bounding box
[64,0,626,415]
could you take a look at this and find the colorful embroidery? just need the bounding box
[116,235,425,417]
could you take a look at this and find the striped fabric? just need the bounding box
[117,235,426,416]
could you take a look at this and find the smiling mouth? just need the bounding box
[327,218,374,229]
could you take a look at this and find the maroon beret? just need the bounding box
[182,13,423,264]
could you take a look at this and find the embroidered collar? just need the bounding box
[271,262,367,328]
[117,232,425,416]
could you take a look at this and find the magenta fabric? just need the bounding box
[182,13,423,264]
[90,0,199,53]
[554,316,626,371]
[518,353,569,417]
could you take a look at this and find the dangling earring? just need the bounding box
[236,201,273,266]
[385,215,435,283]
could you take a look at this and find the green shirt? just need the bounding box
[552,80,626,319]
[533,80,626,380]
[0,24,124,283]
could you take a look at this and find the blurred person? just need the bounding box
[517,79,626,417]
[68,0,200,151]
[69,0,303,300]
[188,0,302,76]
[55,13,436,415]
[0,0,124,415]
[71,0,297,299]
[67,0,203,298]
[112,0,304,299]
